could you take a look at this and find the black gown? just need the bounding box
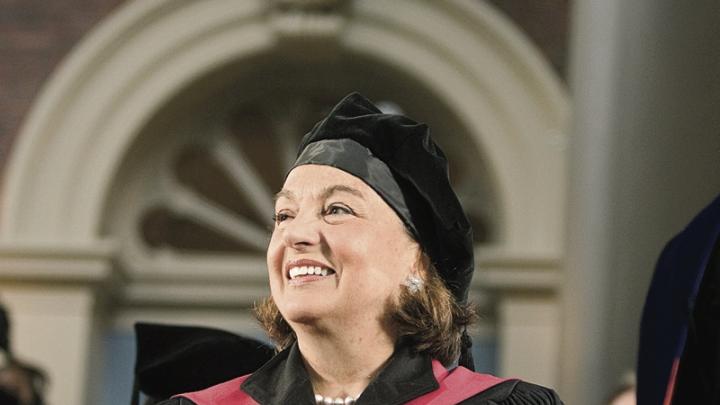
[158,343,562,405]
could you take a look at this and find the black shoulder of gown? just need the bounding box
[459,379,563,404]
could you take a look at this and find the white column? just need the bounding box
[1,287,96,405]
[499,295,561,389]
[561,0,623,402]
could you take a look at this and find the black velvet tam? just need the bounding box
[133,322,274,401]
[295,92,474,304]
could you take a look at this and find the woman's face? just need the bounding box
[267,164,420,329]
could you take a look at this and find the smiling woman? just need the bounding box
[269,166,419,328]
[159,93,563,404]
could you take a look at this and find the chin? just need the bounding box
[278,301,327,326]
[283,312,328,330]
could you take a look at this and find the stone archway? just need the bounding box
[0,1,568,403]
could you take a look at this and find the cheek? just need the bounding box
[325,226,372,265]
[368,235,418,289]
[333,227,410,285]
[370,229,412,263]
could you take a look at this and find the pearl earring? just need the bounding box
[404,274,423,293]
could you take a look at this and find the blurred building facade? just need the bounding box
[0,1,717,405]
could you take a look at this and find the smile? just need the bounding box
[288,266,334,279]
[285,259,337,281]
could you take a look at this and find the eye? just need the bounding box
[324,203,354,216]
[272,211,293,224]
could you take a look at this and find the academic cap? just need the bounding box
[132,323,274,403]
[293,92,475,305]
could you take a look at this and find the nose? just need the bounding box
[281,213,322,249]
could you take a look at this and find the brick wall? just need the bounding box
[0,0,125,169]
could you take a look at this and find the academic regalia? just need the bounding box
[160,342,562,405]
[143,93,563,405]
[132,323,274,404]
[637,193,720,405]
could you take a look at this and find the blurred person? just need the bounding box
[606,372,635,405]
[0,304,47,405]
[638,193,720,404]
[608,388,635,405]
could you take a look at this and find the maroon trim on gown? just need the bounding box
[176,360,509,405]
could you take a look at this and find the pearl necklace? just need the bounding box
[314,393,357,404]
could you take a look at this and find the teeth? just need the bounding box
[288,265,332,279]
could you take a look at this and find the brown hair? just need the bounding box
[253,254,477,366]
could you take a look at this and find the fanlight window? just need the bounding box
[104,85,497,277]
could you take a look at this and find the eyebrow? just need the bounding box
[274,189,296,202]
[320,185,365,201]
